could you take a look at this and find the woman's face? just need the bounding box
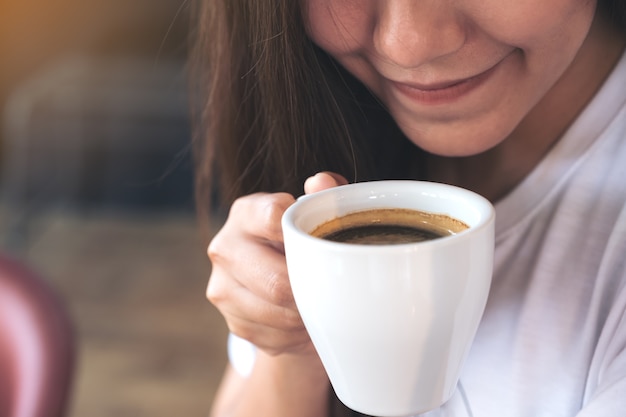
[304,0,598,156]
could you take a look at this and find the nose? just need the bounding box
[373,0,466,69]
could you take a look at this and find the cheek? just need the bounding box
[304,0,374,55]
[474,0,596,50]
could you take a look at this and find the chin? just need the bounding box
[402,129,505,157]
[397,113,519,158]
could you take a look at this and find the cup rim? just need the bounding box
[282,180,495,251]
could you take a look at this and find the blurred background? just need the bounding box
[0,0,228,416]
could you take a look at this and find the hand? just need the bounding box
[207,172,348,356]
[304,171,349,195]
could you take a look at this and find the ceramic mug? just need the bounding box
[282,180,495,417]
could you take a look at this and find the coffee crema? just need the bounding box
[310,208,469,245]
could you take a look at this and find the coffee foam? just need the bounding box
[310,208,469,239]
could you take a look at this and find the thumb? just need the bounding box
[304,172,349,195]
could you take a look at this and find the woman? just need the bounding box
[191,0,626,415]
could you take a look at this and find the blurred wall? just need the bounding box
[0,0,189,109]
[0,0,193,213]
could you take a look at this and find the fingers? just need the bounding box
[230,192,295,242]
[207,191,309,355]
[304,172,349,195]
[208,264,310,355]
[209,232,295,308]
[206,177,350,357]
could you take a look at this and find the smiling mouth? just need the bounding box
[391,61,501,105]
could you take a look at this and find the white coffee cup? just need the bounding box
[281,180,495,417]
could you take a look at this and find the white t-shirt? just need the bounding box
[227,51,626,416]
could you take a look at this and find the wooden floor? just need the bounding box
[2,208,229,417]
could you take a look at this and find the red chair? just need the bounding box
[0,253,75,417]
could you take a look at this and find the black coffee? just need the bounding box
[321,223,445,244]
[310,208,468,245]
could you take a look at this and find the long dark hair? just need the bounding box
[189,0,626,217]
[601,0,626,28]
[189,1,415,214]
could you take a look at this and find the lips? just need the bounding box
[390,61,501,105]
